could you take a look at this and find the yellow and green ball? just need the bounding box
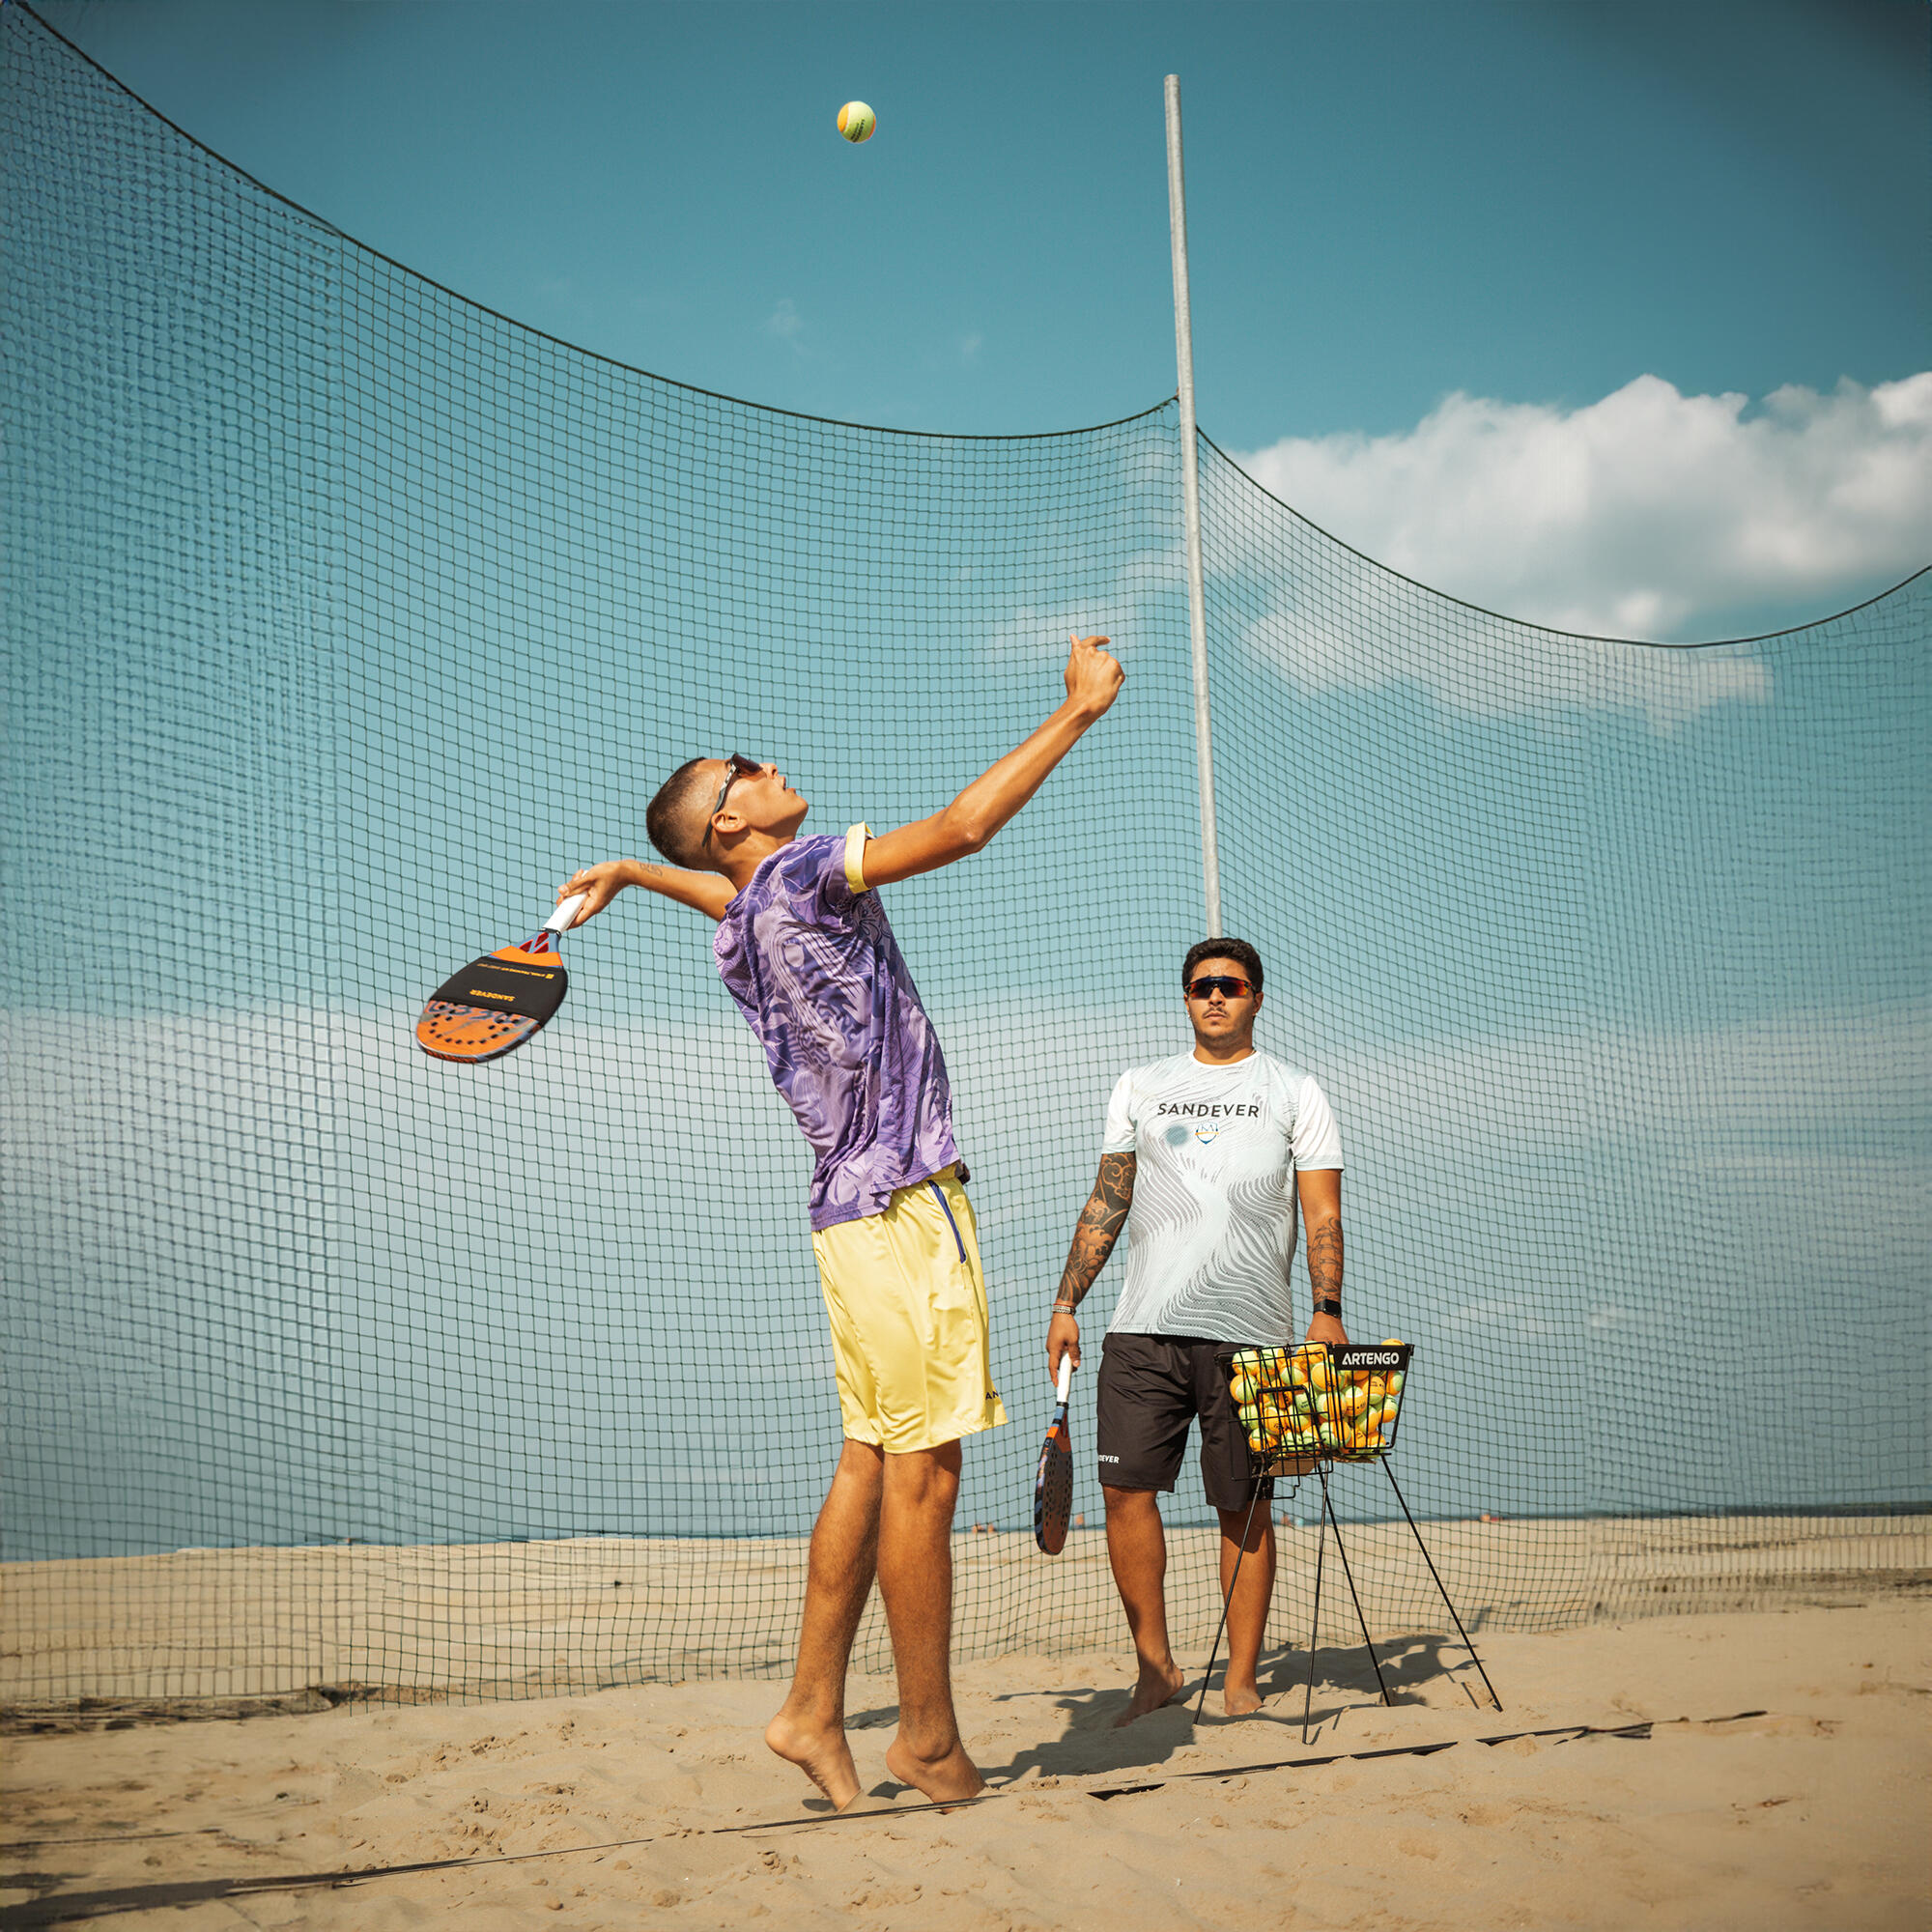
[837,101,876,143]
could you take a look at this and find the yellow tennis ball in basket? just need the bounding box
[837,100,876,143]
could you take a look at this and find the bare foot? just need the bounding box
[1223,1679,1264,1718]
[884,1734,985,1804]
[765,1709,862,1811]
[1114,1659,1186,1726]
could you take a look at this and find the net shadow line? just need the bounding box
[0,1833,215,1854]
[11,5,1175,447]
[0,1835,657,1929]
[0,1795,984,1928]
[1197,428,1932,649]
[0,1788,1005,1925]
[1083,1707,1772,1800]
[0,1709,1776,1924]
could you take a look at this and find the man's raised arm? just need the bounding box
[1044,1151,1136,1376]
[860,634,1122,890]
[558,858,736,925]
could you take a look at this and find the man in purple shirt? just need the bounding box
[560,634,1122,1809]
[710,827,960,1233]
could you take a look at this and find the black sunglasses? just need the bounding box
[1186,975,1255,1001]
[706,753,761,841]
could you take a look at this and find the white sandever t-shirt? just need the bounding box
[1102,1048,1343,1346]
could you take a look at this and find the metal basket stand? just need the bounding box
[1196,1344,1501,1738]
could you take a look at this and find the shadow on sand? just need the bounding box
[850,1628,1489,1797]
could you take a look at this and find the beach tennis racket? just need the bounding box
[1033,1355,1076,1555]
[415,893,587,1065]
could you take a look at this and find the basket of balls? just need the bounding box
[1219,1342,1413,1468]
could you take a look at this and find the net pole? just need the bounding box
[1164,73,1223,937]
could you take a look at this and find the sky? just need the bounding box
[32,0,1931,640]
[7,0,1924,1577]
[4,1,1924,1566]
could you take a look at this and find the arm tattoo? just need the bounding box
[1306,1217,1343,1310]
[1054,1152,1136,1311]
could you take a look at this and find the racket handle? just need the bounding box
[1055,1355,1074,1405]
[546,893,588,934]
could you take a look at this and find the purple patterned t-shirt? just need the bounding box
[713,829,959,1232]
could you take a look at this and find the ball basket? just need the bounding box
[1222,1341,1413,1467]
[1194,1340,1499,1733]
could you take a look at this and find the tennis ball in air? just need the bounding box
[837,100,876,143]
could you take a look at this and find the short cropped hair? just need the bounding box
[645,757,716,869]
[1182,936,1264,995]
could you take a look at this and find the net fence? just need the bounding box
[4,5,1926,1716]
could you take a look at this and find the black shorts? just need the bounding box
[1094,1332,1274,1514]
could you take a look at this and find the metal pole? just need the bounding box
[1165,73,1222,938]
[1379,1461,1503,1712]
[1320,1465,1394,1706]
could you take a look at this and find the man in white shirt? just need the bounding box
[1044,938,1348,1721]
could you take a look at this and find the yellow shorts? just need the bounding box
[810,1165,1008,1453]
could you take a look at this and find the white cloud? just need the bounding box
[981,597,1155,664]
[1220,531,1771,733]
[1231,372,1932,643]
[764,297,802,341]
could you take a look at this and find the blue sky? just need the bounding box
[4,2,1924,1568]
[36,1,1928,639]
[34,7,1922,412]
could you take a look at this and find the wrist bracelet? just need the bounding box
[1052,1301,1076,1315]
[1314,1298,1342,1318]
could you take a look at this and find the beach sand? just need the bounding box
[4,1593,1925,1927]
[5,1514,1924,1710]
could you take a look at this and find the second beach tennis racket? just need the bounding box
[1033,1355,1076,1555]
[415,892,586,1065]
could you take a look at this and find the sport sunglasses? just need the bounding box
[1186,975,1255,1000]
[705,753,762,843]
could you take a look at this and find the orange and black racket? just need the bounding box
[1033,1356,1076,1554]
[415,893,587,1065]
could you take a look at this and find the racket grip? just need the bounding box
[546,893,588,934]
[1055,1355,1074,1404]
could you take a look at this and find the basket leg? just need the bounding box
[1320,1464,1392,1707]
[1379,1460,1502,1712]
[1301,1498,1326,1744]
[1194,1483,1265,1722]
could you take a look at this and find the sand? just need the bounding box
[4,1596,1926,1929]
[4,1514,1924,1709]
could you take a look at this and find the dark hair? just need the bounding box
[644,756,716,869]
[1182,936,1264,995]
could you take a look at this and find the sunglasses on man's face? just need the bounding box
[1186,975,1255,1001]
[707,753,762,838]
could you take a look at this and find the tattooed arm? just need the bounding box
[1045,1151,1136,1375]
[1296,1168,1349,1348]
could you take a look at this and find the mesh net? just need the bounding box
[4,6,1926,1715]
